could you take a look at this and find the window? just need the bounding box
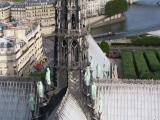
[61,40,67,65]
[71,40,79,63]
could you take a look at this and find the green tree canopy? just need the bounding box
[105,0,128,17]
[99,41,110,54]
[15,0,24,3]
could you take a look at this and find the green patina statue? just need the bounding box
[84,66,91,86]
[91,82,97,100]
[98,94,104,114]
[28,94,35,111]
[90,56,94,71]
[45,67,51,85]
[96,64,101,78]
[37,81,44,98]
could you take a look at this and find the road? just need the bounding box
[93,24,160,41]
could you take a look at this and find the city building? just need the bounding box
[85,0,101,17]
[48,0,160,120]
[11,1,55,35]
[85,0,133,17]
[0,2,11,22]
[85,0,115,17]
[48,80,160,120]
[0,0,129,36]
[0,0,160,120]
[0,21,43,76]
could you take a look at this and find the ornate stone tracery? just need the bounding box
[53,0,88,90]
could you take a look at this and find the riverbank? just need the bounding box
[42,14,126,37]
[88,14,126,29]
[91,4,160,38]
[148,30,160,37]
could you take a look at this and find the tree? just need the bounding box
[15,0,24,3]
[99,41,110,54]
[105,0,128,17]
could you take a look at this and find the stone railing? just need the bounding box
[94,78,160,85]
[0,76,34,82]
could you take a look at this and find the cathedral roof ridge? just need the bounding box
[55,89,88,120]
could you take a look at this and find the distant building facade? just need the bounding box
[0,1,55,36]
[85,0,107,17]
[11,2,55,27]
[11,1,55,35]
[0,21,43,76]
[0,2,11,22]
[0,0,132,36]
[85,0,133,17]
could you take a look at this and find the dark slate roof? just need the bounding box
[0,38,13,48]
[0,2,10,8]
[11,0,57,8]
[12,3,26,8]
[47,89,87,120]
[0,77,36,120]
[25,0,57,4]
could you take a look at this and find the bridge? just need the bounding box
[93,25,160,41]
[93,17,160,41]
[128,0,160,5]
[138,0,160,5]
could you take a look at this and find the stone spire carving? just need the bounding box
[53,0,88,91]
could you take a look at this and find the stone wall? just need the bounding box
[87,14,125,28]
[41,26,55,36]
[94,79,160,84]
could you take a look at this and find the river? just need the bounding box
[91,4,160,37]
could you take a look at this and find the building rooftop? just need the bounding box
[25,0,56,3]
[49,90,88,120]
[95,80,160,120]
[0,37,13,48]
[45,36,160,120]
[86,35,110,79]
[0,2,10,8]
[0,21,39,54]
[0,77,36,120]
[50,80,160,120]
[46,35,112,120]
[11,0,56,8]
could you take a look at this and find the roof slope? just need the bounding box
[86,35,110,79]
[0,78,35,120]
[95,81,160,120]
[55,90,87,120]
